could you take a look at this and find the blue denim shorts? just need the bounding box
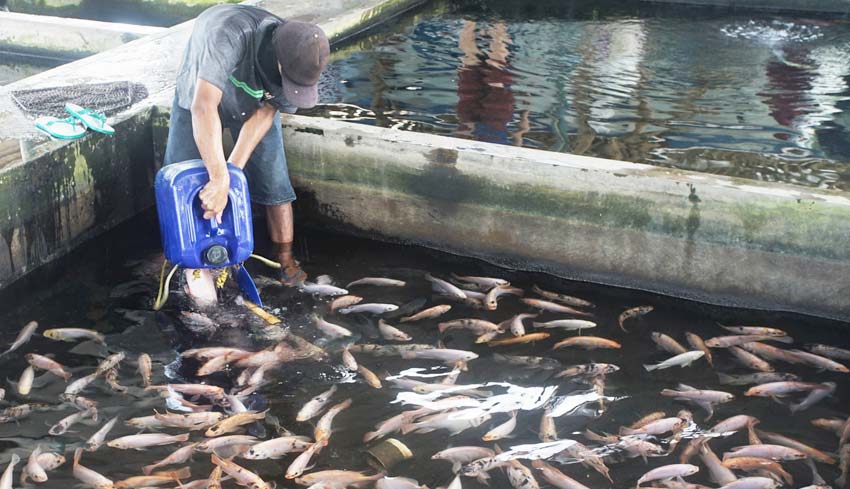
[163,98,296,205]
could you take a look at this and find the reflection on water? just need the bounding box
[0,215,847,489]
[311,0,850,189]
[0,52,65,86]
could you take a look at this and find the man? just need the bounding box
[164,4,329,287]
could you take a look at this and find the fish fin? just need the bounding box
[643,364,658,372]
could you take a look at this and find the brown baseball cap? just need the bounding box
[273,20,330,109]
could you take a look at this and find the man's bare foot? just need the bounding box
[274,242,307,286]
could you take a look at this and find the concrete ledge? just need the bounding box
[642,0,850,14]
[5,0,241,26]
[0,12,165,59]
[277,115,850,321]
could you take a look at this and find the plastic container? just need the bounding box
[155,159,253,268]
[365,438,413,471]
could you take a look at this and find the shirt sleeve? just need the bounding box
[195,28,245,92]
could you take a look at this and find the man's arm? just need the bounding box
[191,78,229,222]
[228,104,277,169]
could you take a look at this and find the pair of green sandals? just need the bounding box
[34,103,115,139]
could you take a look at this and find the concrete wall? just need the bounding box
[275,115,850,321]
[0,12,165,59]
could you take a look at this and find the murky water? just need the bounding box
[0,213,847,488]
[312,0,850,189]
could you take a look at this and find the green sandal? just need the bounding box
[64,103,114,135]
[34,116,86,140]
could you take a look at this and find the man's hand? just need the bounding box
[199,174,230,222]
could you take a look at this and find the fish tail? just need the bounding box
[73,448,82,467]
[142,464,157,475]
[643,364,658,372]
[716,373,735,384]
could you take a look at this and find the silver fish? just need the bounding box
[347,277,406,287]
[107,433,190,450]
[1,321,38,357]
[72,449,112,489]
[533,319,595,331]
[531,285,594,308]
[717,372,798,385]
[531,460,588,489]
[314,317,353,338]
[338,303,399,314]
[379,320,412,342]
[85,416,120,451]
[296,385,338,422]
[400,348,478,363]
[644,351,705,371]
[300,282,349,296]
[426,274,467,299]
[142,443,197,475]
[242,436,312,460]
[717,477,778,489]
[638,464,699,485]
[433,447,496,473]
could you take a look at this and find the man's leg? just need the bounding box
[238,112,306,285]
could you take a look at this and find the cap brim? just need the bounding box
[282,72,318,109]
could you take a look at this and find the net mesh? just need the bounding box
[10,81,149,119]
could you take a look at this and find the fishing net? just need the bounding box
[10,81,149,119]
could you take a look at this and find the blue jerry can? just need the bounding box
[154,160,254,269]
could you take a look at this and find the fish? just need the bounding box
[242,436,312,459]
[0,454,19,489]
[728,347,774,372]
[350,344,434,356]
[620,436,666,461]
[315,398,352,441]
[717,477,778,489]
[426,274,467,299]
[439,319,500,335]
[708,415,759,435]
[705,335,793,348]
[205,410,267,437]
[432,447,496,473]
[685,332,713,366]
[501,313,538,336]
[489,333,551,346]
[95,352,126,376]
[452,274,510,289]
[285,438,328,479]
[744,381,833,397]
[1,321,38,356]
[837,444,850,488]
[107,433,190,450]
[73,449,112,489]
[522,299,592,317]
[211,453,270,489]
[722,457,792,485]
[552,336,620,350]
[142,443,197,474]
[717,372,798,385]
[137,353,152,387]
[376,477,428,489]
[505,459,539,489]
[556,363,620,378]
[400,305,452,322]
[811,418,844,436]
[738,343,804,364]
[338,303,399,314]
[379,320,413,341]
[618,305,653,332]
[195,435,259,453]
[621,417,687,436]
[723,444,807,461]
[22,445,48,484]
[805,343,850,361]
[114,467,191,488]
[181,347,253,360]
[700,442,737,485]
[644,351,705,371]
[637,464,699,486]
[104,369,129,393]
[34,451,65,472]
[294,469,383,487]
[531,285,594,308]
[357,365,383,389]
[296,385,338,422]
[482,411,517,441]
[49,408,96,435]
[335,347,356,372]
[532,319,596,331]
[483,285,523,310]
[492,354,561,370]
[530,460,589,489]
[17,366,34,396]
[651,332,689,355]
[400,348,478,363]
[330,295,363,312]
[660,384,734,421]
[347,277,406,287]
[125,415,167,430]
[402,409,491,435]
[299,282,349,296]
[43,328,105,343]
[154,411,224,430]
[26,353,71,384]
[314,317,353,338]
[539,408,558,442]
[787,349,849,373]
[197,351,250,376]
[557,442,612,483]
[719,325,787,337]
[363,413,409,443]
[756,430,836,464]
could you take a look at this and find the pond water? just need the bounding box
[0,52,64,86]
[312,0,850,190]
[0,213,847,489]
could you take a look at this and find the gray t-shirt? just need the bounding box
[175,4,296,123]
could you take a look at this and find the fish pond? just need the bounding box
[312,0,850,190]
[0,213,848,489]
[0,52,64,86]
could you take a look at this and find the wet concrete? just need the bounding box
[272,114,850,321]
[0,0,427,288]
